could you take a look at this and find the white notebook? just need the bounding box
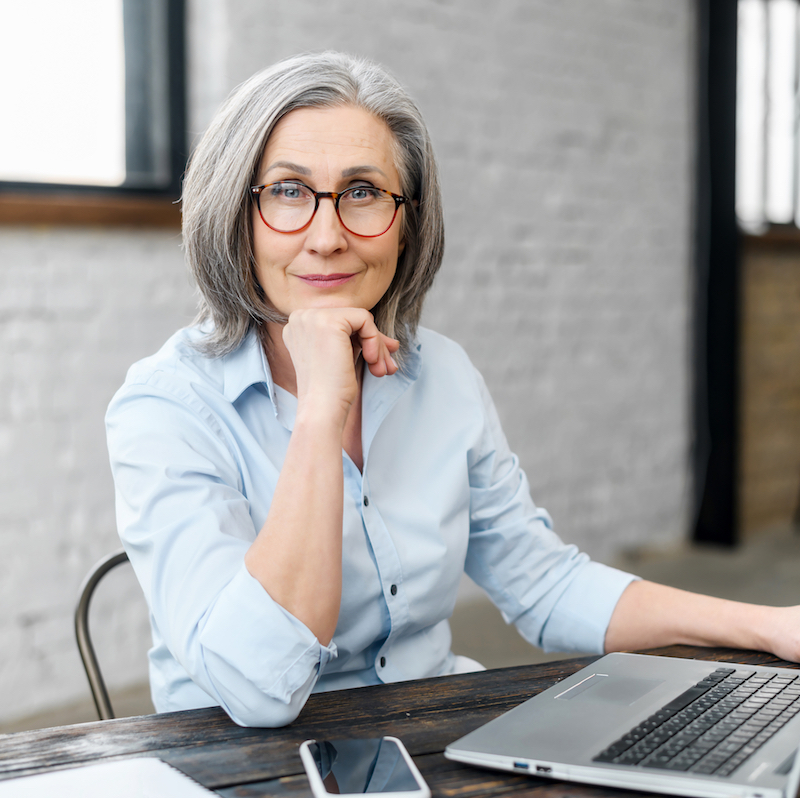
[0,757,214,797]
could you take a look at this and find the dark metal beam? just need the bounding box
[692,0,742,546]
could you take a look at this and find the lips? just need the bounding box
[297,273,356,287]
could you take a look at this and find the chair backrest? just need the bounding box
[74,549,130,720]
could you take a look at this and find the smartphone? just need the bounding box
[299,737,430,798]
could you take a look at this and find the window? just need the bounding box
[736,0,800,231]
[0,0,185,226]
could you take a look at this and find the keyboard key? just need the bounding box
[593,667,800,775]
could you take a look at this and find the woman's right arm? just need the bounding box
[243,307,398,646]
[107,381,323,727]
[107,310,397,727]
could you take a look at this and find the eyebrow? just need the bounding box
[264,161,389,180]
[341,165,389,180]
[265,161,312,176]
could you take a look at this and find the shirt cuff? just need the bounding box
[525,561,639,654]
[198,563,338,705]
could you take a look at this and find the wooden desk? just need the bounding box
[0,646,796,797]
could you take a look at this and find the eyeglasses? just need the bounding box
[250,181,408,238]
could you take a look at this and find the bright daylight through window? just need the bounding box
[737,0,800,231]
[0,0,180,193]
[1,1,126,186]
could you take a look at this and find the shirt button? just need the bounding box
[363,496,369,507]
[380,657,386,668]
[390,584,397,596]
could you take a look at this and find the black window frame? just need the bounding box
[693,0,741,547]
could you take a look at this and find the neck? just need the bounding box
[262,322,297,395]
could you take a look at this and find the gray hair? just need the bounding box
[182,51,445,358]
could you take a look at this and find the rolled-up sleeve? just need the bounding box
[106,374,336,727]
[463,368,638,655]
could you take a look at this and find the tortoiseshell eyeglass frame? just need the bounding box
[249,181,408,238]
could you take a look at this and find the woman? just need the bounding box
[106,52,800,728]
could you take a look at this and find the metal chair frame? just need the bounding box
[74,548,130,720]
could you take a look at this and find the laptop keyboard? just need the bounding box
[593,667,800,777]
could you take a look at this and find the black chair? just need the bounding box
[74,549,130,720]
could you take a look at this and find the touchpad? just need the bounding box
[556,674,664,706]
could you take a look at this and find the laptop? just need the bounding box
[445,652,800,798]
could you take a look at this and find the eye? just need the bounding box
[345,186,381,202]
[269,182,308,200]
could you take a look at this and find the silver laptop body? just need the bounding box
[446,653,800,798]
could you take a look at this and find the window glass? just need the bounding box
[736,0,800,230]
[0,0,181,193]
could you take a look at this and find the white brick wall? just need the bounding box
[0,229,194,721]
[209,0,695,560]
[0,0,695,723]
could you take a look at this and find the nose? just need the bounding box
[304,196,348,256]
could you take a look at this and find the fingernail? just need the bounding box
[389,355,398,370]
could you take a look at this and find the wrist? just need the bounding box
[743,603,779,653]
[294,402,349,440]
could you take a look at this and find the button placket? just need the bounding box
[360,475,409,682]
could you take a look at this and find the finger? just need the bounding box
[350,334,363,366]
[350,311,395,358]
[368,342,399,377]
[365,353,395,377]
[286,307,399,380]
[359,331,399,377]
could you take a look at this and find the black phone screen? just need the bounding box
[307,737,421,794]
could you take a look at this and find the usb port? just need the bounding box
[536,766,552,774]
[513,762,529,770]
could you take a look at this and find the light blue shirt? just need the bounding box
[106,325,636,727]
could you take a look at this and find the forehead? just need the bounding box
[259,105,400,183]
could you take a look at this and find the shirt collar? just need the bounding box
[221,326,278,409]
[398,335,423,381]
[218,325,424,418]
[361,334,423,455]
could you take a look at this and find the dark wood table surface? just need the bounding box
[0,646,797,797]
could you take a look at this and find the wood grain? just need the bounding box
[0,192,181,228]
[0,647,794,798]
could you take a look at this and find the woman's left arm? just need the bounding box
[605,580,800,662]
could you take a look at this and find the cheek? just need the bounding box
[380,225,405,264]
[251,212,268,268]
[389,234,405,272]
[370,242,400,282]
[252,224,295,278]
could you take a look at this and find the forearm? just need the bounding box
[604,580,777,654]
[245,411,344,645]
[244,309,398,646]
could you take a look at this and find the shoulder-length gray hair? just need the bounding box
[182,51,445,358]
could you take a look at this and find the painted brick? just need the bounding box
[0,0,695,724]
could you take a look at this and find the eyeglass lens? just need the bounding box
[257,183,399,236]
